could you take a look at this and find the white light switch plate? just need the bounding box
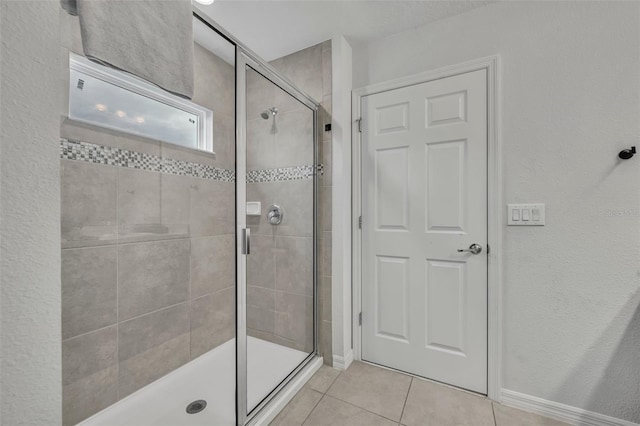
[508,203,545,226]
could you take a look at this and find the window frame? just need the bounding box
[68,52,214,153]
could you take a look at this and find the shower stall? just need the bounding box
[60,8,323,426]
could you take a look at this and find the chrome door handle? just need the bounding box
[457,243,482,255]
[242,228,250,255]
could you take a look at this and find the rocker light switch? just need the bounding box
[508,204,545,226]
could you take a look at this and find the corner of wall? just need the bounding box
[1,1,62,425]
[330,36,353,370]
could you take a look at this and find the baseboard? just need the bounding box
[252,356,323,426]
[332,349,354,371]
[500,389,638,426]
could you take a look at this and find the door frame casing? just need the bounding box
[351,55,502,401]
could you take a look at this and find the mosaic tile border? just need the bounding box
[247,164,322,183]
[60,138,235,182]
[60,138,323,183]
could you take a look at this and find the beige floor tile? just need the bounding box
[493,403,569,426]
[304,395,398,426]
[326,361,411,422]
[271,388,323,426]
[306,365,341,394]
[401,378,494,426]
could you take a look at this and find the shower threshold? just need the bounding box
[80,337,311,426]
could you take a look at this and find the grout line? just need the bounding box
[491,400,497,426]
[322,393,404,424]
[300,392,325,426]
[399,377,412,424]
[118,300,190,326]
[116,236,194,247]
[62,322,119,343]
[323,370,341,395]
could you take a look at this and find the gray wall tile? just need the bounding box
[271,43,323,103]
[160,140,217,167]
[320,276,332,323]
[321,185,332,232]
[275,291,313,353]
[62,326,118,387]
[62,246,117,339]
[247,117,276,170]
[62,326,118,426]
[247,234,275,288]
[191,288,235,358]
[117,168,161,240]
[322,42,332,96]
[322,232,332,277]
[247,67,275,121]
[63,365,118,426]
[272,82,307,116]
[320,320,333,365]
[118,303,190,397]
[247,286,276,334]
[275,179,314,237]
[190,235,235,299]
[212,113,235,171]
[322,139,332,186]
[189,179,234,237]
[274,109,314,168]
[276,236,314,296]
[160,173,192,237]
[61,159,117,248]
[321,95,332,141]
[193,42,234,117]
[118,239,190,321]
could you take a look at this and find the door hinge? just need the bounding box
[358,312,362,326]
[356,118,362,133]
[358,215,362,229]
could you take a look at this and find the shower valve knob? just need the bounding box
[268,204,283,225]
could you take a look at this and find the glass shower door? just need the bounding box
[236,52,318,424]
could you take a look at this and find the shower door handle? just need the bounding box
[242,228,251,255]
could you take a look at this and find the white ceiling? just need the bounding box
[196,0,493,62]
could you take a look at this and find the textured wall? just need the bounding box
[353,1,640,422]
[59,12,236,425]
[0,2,62,425]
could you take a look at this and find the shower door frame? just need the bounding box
[192,9,320,425]
[236,49,320,426]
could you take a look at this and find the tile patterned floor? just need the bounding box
[270,361,569,426]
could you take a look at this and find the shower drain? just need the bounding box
[186,400,207,414]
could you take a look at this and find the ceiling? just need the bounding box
[195,0,493,62]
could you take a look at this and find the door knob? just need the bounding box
[457,243,482,255]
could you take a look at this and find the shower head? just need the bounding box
[261,107,278,120]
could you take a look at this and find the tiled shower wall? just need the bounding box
[245,41,333,363]
[59,12,235,425]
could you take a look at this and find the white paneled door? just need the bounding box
[361,69,488,393]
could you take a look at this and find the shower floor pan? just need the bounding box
[80,337,310,426]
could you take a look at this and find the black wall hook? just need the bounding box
[618,146,636,160]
